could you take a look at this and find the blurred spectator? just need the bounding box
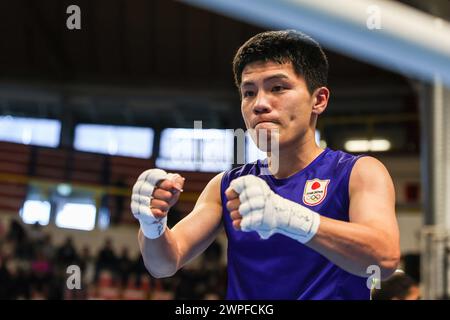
[12,266,32,299]
[31,250,52,277]
[30,282,48,300]
[202,240,223,271]
[46,268,64,300]
[133,253,148,280]
[0,257,12,299]
[372,271,420,300]
[41,234,56,261]
[0,220,6,241]
[28,222,45,245]
[95,238,117,280]
[7,218,27,244]
[30,249,53,299]
[56,237,78,267]
[117,247,134,286]
[14,238,35,260]
[175,268,208,299]
[79,245,96,285]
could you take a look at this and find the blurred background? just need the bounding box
[0,0,449,300]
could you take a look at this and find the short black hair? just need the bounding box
[232,30,329,94]
[371,272,418,300]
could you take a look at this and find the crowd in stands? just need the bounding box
[0,218,226,300]
[0,214,425,300]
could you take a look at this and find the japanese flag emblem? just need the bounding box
[303,179,330,206]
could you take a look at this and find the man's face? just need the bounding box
[240,60,318,151]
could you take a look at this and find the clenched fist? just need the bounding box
[225,175,320,243]
[131,168,185,239]
[225,175,275,239]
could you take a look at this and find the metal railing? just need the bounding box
[421,226,450,299]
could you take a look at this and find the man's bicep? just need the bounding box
[348,157,398,236]
[172,172,224,267]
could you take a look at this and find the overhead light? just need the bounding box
[57,183,72,196]
[344,139,391,152]
[345,140,370,152]
[370,139,391,152]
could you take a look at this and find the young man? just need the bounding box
[131,30,400,299]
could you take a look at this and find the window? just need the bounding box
[74,124,154,158]
[0,115,61,147]
[20,200,51,226]
[156,128,234,172]
[21,183,105,231]
[55,202,97,231]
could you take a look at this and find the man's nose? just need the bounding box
[252,91,272,114]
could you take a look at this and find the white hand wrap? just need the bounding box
[230,175,320,244]
[131,169,179,239]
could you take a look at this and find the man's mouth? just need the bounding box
[254,121,279,129]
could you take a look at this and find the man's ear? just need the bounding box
[311,87,330,115]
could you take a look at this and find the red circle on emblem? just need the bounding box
[312,182,321,190]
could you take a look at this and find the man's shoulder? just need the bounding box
[321,148,366,172]
[327,148,363,162]
[350,156,390,178]
[347,156,393,194]
[327,149,389,177]
[221,161,261,184]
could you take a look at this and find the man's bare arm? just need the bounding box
[138,172,224,278]
[306,157,400,279]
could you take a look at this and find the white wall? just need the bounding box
[397,211,422,254]
[378,155,422,204]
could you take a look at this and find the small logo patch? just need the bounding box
[303,179,330,206]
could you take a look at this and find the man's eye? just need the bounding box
[272,85,284,92]
[243,91,255,97]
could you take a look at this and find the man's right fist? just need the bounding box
[131,168,185,239]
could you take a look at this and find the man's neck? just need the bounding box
[267,140,324,179]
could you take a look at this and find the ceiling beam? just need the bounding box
[180,0,450,86]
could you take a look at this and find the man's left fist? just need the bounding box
[225,175,278,239]
[225,175,321,243]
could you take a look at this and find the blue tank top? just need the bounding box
[220,148,370,300]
